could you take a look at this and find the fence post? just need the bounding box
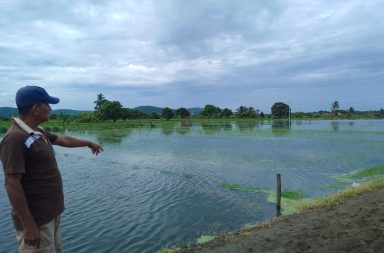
[276,174,281,217]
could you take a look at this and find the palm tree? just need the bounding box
[94,94,106,112]
[236,106,248,118]
[331,101,339,115]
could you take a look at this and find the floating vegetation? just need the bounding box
[197,235,216,244]
[266,191,307,215]
[281,190,305,200]
[182,173,193,179]
[249,187,269,194]
[330,164,384,190]
[155,248,178,253]
[220,183,245,191]
[220,182,307,214]
[331,174,354,183]
[161,169,172,175]
[131,165,140,170]
[350,165,384,179]
[329,182,350,190]
[299,177,384,213]
[221,183,271,193]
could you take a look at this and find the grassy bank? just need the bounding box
[156,176,384,253]
[298,177,384,213]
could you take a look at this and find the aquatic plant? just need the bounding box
[330,164,384,190]
[281,190,305,200]
[197,235,216,244]
[220,182,306,214]
[220,183,245,191]
[182,173,193,179]
[299,177,384,212]
[266,190,307,215]
[131,165,140,170]
[350,165,384,179]
[161,169,172,175]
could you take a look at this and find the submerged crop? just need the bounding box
[331,164,384,190]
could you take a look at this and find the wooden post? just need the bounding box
[276,173,281,217]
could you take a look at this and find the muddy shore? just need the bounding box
[176,188,384,253]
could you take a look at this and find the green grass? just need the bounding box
[155,249,177,253]
[298,177,384,213]
[266,190,307,215]
[197,235,216,244]
[350,165,384,179]
[331,164,384,190]
[281,190,305,200]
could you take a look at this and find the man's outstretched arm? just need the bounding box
[53,136,103,155]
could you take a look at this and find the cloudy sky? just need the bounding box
[0,0,383,112]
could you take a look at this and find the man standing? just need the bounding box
[0,86,103,253]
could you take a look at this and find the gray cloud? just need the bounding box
[0,0,383,112]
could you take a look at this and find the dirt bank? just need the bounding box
[176,188,384,253]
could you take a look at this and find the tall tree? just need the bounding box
[175,107,191,119]
[100,100,123,122]
[162,107,175,120]
[235,106,257,118]
[271,102,290,118]
[331,101,339,115]
[222,108,233,118]
[175,107,190,118]
[236,106,248,118]
[94,94,106,112]
[200,104,221,118]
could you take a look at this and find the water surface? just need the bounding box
[1,120,383,252]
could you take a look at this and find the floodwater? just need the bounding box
[1,119,383,253]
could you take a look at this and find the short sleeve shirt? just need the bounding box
[0,122,64,230]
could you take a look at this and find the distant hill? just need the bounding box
[1,106,203,118]
[134,106,202,115]
[51,109,91,115]
[134,106,163,114]
[0,107,17,117]
[0,107,89,118]
[187,107,203,115]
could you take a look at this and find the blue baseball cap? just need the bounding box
[16,86,60,107]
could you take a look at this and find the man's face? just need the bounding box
[34,103,51,122]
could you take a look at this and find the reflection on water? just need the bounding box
[331,121,340,131]
[236,120,262,131]
[161,122,175,135]
[201,123,232,134]
[92,128,133,144]
[1,120,384,253]
[271,120,291,136]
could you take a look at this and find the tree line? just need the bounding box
[47,95,384,123]
[90,94,266,122]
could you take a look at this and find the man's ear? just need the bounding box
[32,104,40,116]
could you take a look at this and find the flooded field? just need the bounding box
[1,119,383,253]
